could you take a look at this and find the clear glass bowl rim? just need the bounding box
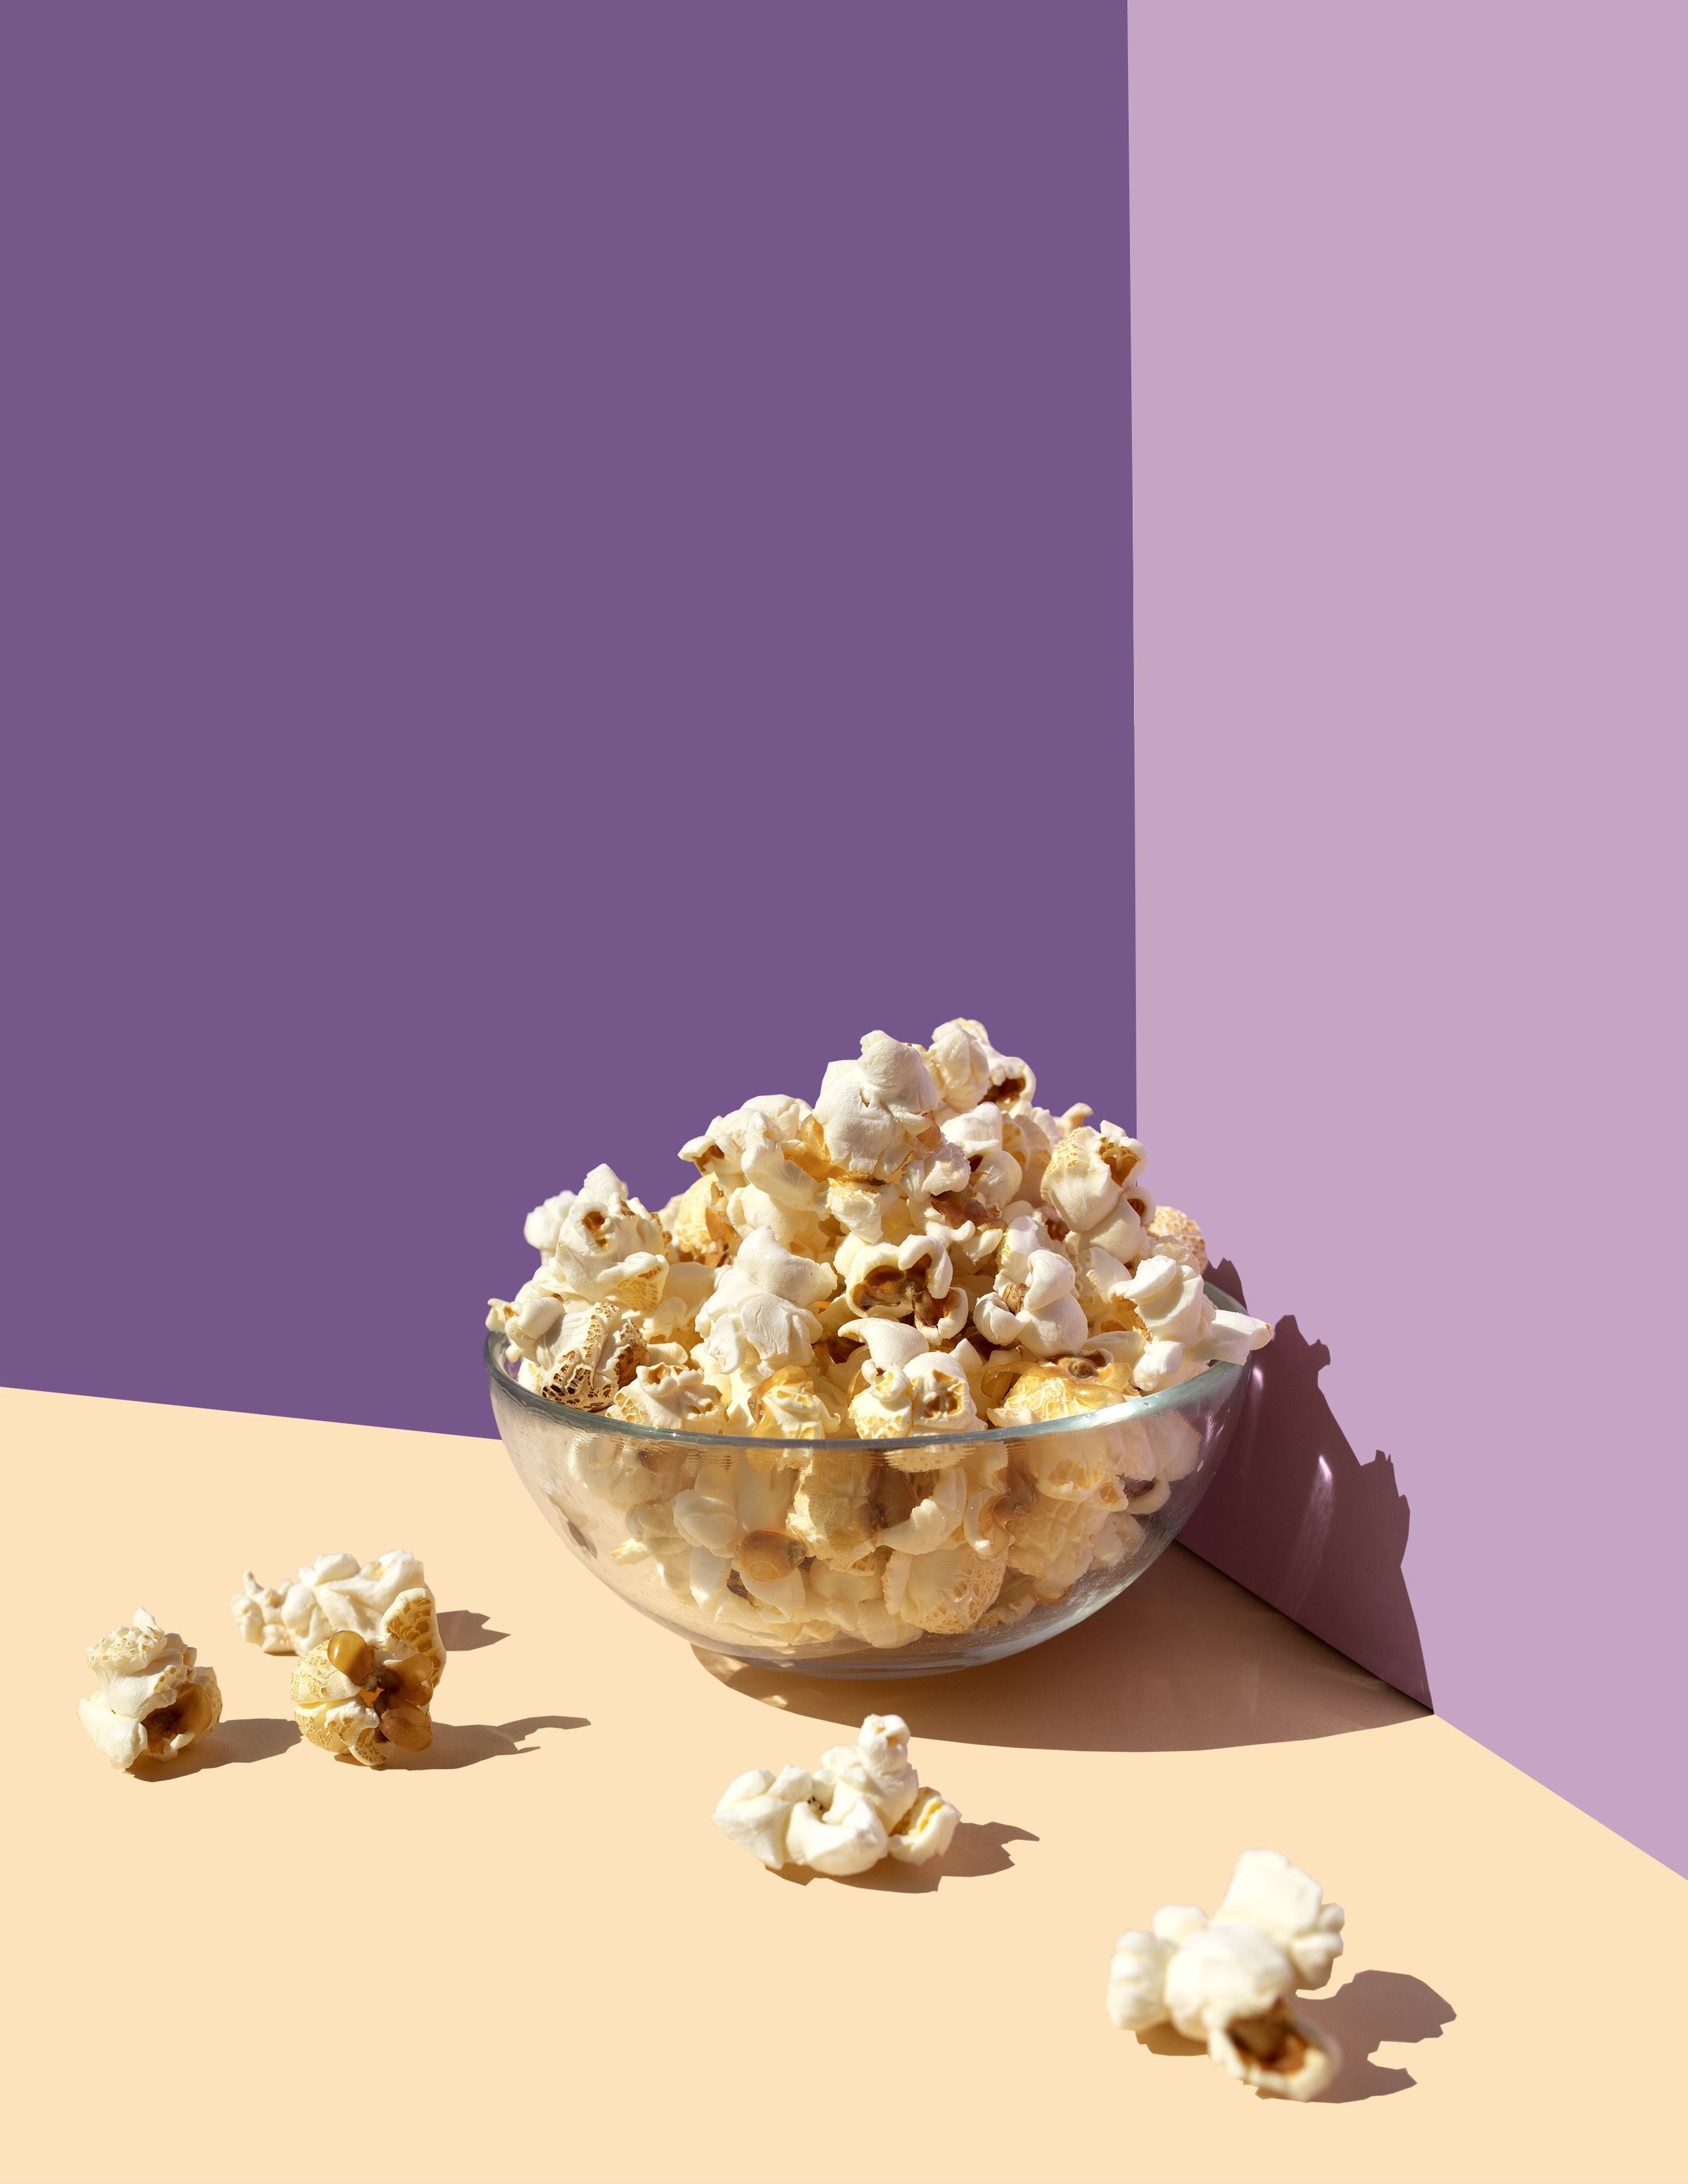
[483,1279,1248,1458]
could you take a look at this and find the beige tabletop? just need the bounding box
[5,1384,1682,2184]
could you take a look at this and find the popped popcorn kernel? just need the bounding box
[80,1610,222,1771]
[291,1628,440,1768]
[1107,1850,1344,2101]
[232,1549,445,1680]
[713,1715,959,1876]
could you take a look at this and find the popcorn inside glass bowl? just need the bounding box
[488,1021,1270,1651]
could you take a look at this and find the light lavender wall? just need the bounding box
[1131,2,1686,1873]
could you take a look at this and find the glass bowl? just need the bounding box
[484,1283,1252,1677]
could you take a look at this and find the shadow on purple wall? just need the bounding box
[1181,1264,1431,1709]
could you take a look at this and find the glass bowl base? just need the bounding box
[487,1302,1252,1678]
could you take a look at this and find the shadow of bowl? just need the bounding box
[694,1543,1427,1753]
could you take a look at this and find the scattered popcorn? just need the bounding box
[489,1020,1271,1650]
[1106,1850,1345,2101]
[231,1550,446,1681]
[713,1714,959,1877]
[79,1609,222,1770]
[291,1628,440,1768]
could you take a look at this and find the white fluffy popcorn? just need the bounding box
[974,1220,1090,1359]
[232,1549,445,1682]
[80,1610,222,1770]
[491,1017,1270,1649]
[713,1764,816,1865]
[549,1164,668,1308]
[522,1187,576,1255]
[608,1362,726,1433]
[713,1715,959,1876]
[694,1226,835,1377]
[1106,1851,1344,2101]
[816,1032,941,1181]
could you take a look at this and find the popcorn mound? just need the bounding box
[489,1021,1271,1650]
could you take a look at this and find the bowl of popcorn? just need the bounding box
[486,1020,1270,1675]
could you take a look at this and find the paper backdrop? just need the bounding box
[1,5,1133,1434]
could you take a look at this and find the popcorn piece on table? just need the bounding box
[232,1549,445,1682]
[714,1714,960,1876]
[80,1610,222,1770]
[1105,1850,1345,2101]
[291,1627,440,1768]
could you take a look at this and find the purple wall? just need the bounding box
[2,8,1133,1435]
[1131,2,1687,1872]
